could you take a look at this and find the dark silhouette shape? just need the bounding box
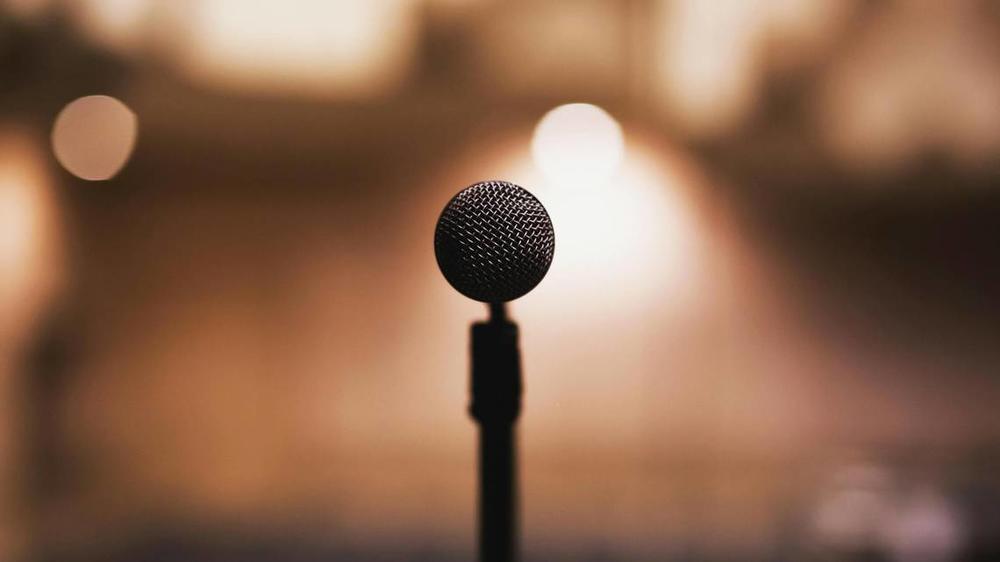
[435,180,554,562]
[470,302,521,562]
[434,180,554,303]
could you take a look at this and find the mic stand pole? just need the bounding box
[470,301,521,562]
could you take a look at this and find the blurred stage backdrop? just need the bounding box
[2,1,1000,561]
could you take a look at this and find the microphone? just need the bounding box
[434,180,555,303]
[434,180,554,562]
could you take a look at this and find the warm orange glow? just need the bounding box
[0,131,62,348]
[4,0,51,20]
[428,133,707,451]
[521,145,704,318]
[70,0,153,52]
[531,103,625,188]
[473,2,627,96]
[165,0,419,97]
[818,0,1000,173]
[419,130,713,461]
[51,95,138,181]
[656,0,763,137]
[4,3,996,556]
[0,169,40,305]
[656,0,850,137]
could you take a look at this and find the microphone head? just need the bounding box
[435,180,555,303]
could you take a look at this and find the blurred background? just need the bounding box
[2,0,1000,560]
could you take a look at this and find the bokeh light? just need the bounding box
[71,0,153,52]
[811,462,895,551]
[167,0,419,97]
[818,0,1000,174]
[474,133,706,321]
[656,0,762,137]
[0,131,63,349]
[883,485,964,562]
[535,149,702,311]
[531,103,625,188]
[51,95,138,181]
[809,462,967,560]
[3,1,999,559]
[656,0,851,138]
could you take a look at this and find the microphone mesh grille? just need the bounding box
[435,180,555,303]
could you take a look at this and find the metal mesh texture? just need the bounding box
[435,180,555,303]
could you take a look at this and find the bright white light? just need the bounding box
[170,0,419,97]
[541,150,702,309]
[72,0,152,52]
[494,141,704,315]
[51,95,138,181]
[531,103,625,188]
[656,0,763,137]
[656,0,849,137]
[426,135,709,454]
[476,139,707,449]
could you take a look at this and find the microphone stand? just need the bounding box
[470,301,521,562]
